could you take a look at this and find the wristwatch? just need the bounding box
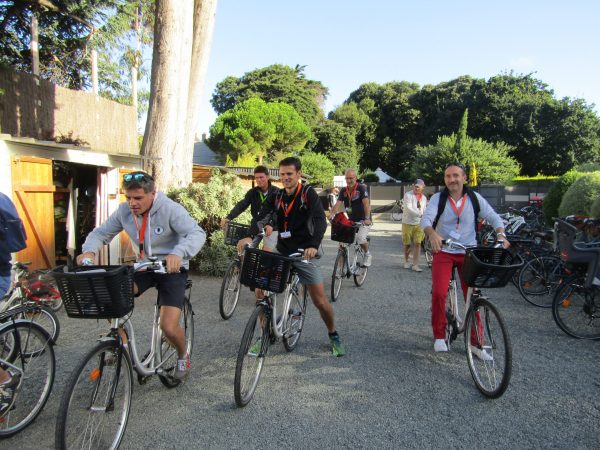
[497,232,506,238]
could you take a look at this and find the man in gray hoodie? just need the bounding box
[78,171,205,380]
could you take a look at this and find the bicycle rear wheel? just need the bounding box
[465,298,512,398]
[219,260,242,320]
[56,340,133,449]
[353,247,368,287]
[552,275,600,339]
[517,256,564,308]
[158,294,195,388]
[234,305,269,407]
[0,321,55,437]
[15,304,60,343]
[283,278,308,352]
[331,250,345,302]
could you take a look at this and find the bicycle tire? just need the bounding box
[219,260,242,320]
[158,294,195,388]
[331,250,345,302]
[444,278,459,348]
[283,278,308,352]
[353,246,368,287]
[55,339,133,449]
[517,256,564,308]
[552,275,600,340]
[0,321,55,437]
[18,304,60,344]
[465,298,512,398]
[391,210,402,221]
[234,305,269,407]
[423,236,433,268]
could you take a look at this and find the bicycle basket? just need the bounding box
[52,265,134,319]
[461,247,524,288]
[331,221,356,244]
[240,248,293,294]
[225,222,251,246]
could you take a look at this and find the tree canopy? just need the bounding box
[308,120,359,174]
[300,151,335,186]
[207,97,312,165]
[210,64,328,127]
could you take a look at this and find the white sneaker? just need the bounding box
[412,265,423,272]
[363,253,372,267]
[434,339,448,352]
[403,262,411,269]
[470,346,493,361]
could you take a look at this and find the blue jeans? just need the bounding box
[0,275,10,298]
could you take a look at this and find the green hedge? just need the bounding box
[542,171,584,223]
[558,172,600,217]
[591,196,600,218]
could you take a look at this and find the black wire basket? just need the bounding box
[461,247,524,288]
[240,248,293,294]
[52,265,134,319]
[224,222,251,246]
[331,221,356,244]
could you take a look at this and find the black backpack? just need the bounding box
[0,194,27,253]
[432,187,480,234]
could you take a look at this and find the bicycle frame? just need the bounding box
[338,239,364,278]
[447,266,476,335]
[262,273,301,340]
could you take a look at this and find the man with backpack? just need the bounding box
[420,162,508,353]
[0,191,27,415]
[261,157,346,357]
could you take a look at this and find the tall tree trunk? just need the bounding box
[172,0,218,188]
[142,0,218,190]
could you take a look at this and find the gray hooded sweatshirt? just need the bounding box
[82,192,205,268]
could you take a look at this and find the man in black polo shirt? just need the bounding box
[264,157,346,357]
[221,165,279,252]
[332,168,373,266]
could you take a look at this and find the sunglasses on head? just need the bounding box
[445,162,466,171]
[123,172,153,182]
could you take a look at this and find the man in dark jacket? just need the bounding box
[221,165,279,252]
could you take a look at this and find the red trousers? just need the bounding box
[431,252,469,339]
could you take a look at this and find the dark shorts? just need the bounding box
[133,270,188,309]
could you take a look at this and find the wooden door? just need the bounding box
[11,156,55,269]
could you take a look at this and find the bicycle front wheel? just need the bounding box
[283,279,308,352]
[423,236,433,268]
[391,208,402,221]
[552,275,600,339]
[465,298,512,398]
[234,305,269,407]
[56,340,133,450]
[331,250,345,302]
[158,296,195,388]
[0,321,55,437]
[517,256,564,308]
[219,260,242,320]
[353,248,368,287]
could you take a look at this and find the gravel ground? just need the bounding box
[4,220,599,449]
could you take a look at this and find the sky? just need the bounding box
[196,0,600,136]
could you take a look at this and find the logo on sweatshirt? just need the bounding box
[154,226,164,235]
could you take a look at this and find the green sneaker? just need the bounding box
[329,334,346,357]
[248,337,262,356]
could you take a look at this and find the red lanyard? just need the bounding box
[133,212,149,258]
[448,194,467,228]
[345,183,358,204]
[415,193,423,203]
[281,183,302,231]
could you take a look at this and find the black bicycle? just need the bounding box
[219,222,250,320]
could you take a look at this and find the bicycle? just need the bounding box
[442,239,523,398]
[53,259,194,449]
[1,262,60,343]
[551,218,600,339]
[0,303,56,437]
[330,221,369,302]
[234,247,308,407]
[422,235,433,268]
[390,199,403,221]
[219,222,250,320]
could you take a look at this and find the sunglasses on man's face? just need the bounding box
[123,173,152,182]
[445,162,466,171]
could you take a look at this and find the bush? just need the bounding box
[574,162,600,173]
[558,172,600,217]
[361,171,379,182]
[591,196,600,218]
[542,170,584,223]
[168,169,250,275]
[300,151,336,186]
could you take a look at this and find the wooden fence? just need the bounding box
[0,68,137,155]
